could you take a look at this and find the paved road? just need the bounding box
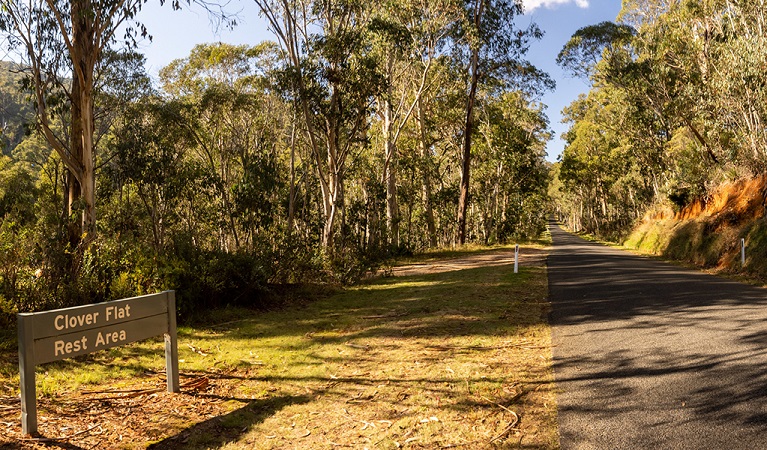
[548,221,767,449]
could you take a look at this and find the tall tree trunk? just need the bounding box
[385,139,399,248]
[457,0,484,245]
[321,192,339,251]
[319,132,341,251]
[417,98,437,248]
[71,0,97,238]
[339,179,346,245]
[68,70,83,248]
[382,87,399,248]
[79,83,96,236]
[288,117,297,232]
[457,52,480,245]
[65,169,81,251]
[491,161,502,242]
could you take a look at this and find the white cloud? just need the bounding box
[523,0,589,13]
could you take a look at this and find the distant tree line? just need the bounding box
[0,0,551,326]
[551,0,767,239]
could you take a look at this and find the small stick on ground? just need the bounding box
[489,411,519,444]
[344,342,369,350]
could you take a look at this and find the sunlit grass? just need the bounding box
[0,245,556,448]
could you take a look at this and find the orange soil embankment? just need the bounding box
[676,175,767,223]
[628,174,767,274]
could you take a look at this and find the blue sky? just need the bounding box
[522,0,622,161]
[136,0,622,162]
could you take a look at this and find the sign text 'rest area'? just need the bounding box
[52,305,132,357]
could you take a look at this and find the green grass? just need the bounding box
[392,239,550,266]
[0,245,557,449]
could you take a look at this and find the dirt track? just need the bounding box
[391,247,548,277]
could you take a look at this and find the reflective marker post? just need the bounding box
[742,238,746,267]
[514,244,519,274]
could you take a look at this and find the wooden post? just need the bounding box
[514,244,519,274]
[165,291,179,393]
[16,291,179,435]
[17,314,37,436]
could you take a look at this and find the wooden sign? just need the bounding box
[17,291,179,436]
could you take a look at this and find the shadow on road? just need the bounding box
[548,221,767,448]
[548,224,767,326]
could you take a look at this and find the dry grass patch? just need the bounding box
[0,245,556,449]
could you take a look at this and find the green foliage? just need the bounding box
[557,21,636,79]
[158,250,270,321]
[556,1,767,239]
[742,222,767,276]
[453,0,553,94]
[0,1,553,331]
[473,91,551,243]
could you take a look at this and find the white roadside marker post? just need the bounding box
[742,238,746,267]
[514,244,519,274]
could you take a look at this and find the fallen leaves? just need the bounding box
[0,373,242,448]
[1,246,557,449]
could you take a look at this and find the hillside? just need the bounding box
[0,60,33,154]
[624,175,767,279]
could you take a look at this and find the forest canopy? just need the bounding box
[551,0,767,239]
[0,0,552,326]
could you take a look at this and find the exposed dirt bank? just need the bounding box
[625,174,767,281]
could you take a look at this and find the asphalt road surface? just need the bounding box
[548,221,767,449]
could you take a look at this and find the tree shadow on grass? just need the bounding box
[179,264,547,346]
[1,251,552,449]
[0,258,545,383]
[146,393,312,449]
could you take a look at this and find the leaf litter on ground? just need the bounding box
[0,244,557,449]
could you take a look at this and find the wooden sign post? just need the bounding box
[17,291,179,436]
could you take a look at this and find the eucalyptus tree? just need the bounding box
[627,7,721,166]
[627,0,767,173]
[159,42,287,252]
[396,56,465,248]
[378,0,463,248]
[556,9,719,235]
[368,0,458,248]
[254,0,385,253]
[107,97,197,253]
[0,0,147,239]
[0,0,230,244]
[699,0,767,170]
[557,20,690,177]
[473,91,550,242]
[556,21,636,81]
[451,0,552,244]
[556,79,664,235]
[559,90,624,234]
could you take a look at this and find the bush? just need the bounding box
[158,249,271,321]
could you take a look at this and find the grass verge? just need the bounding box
[0,245,556,449]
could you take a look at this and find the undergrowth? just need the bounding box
[0,245,557,449]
